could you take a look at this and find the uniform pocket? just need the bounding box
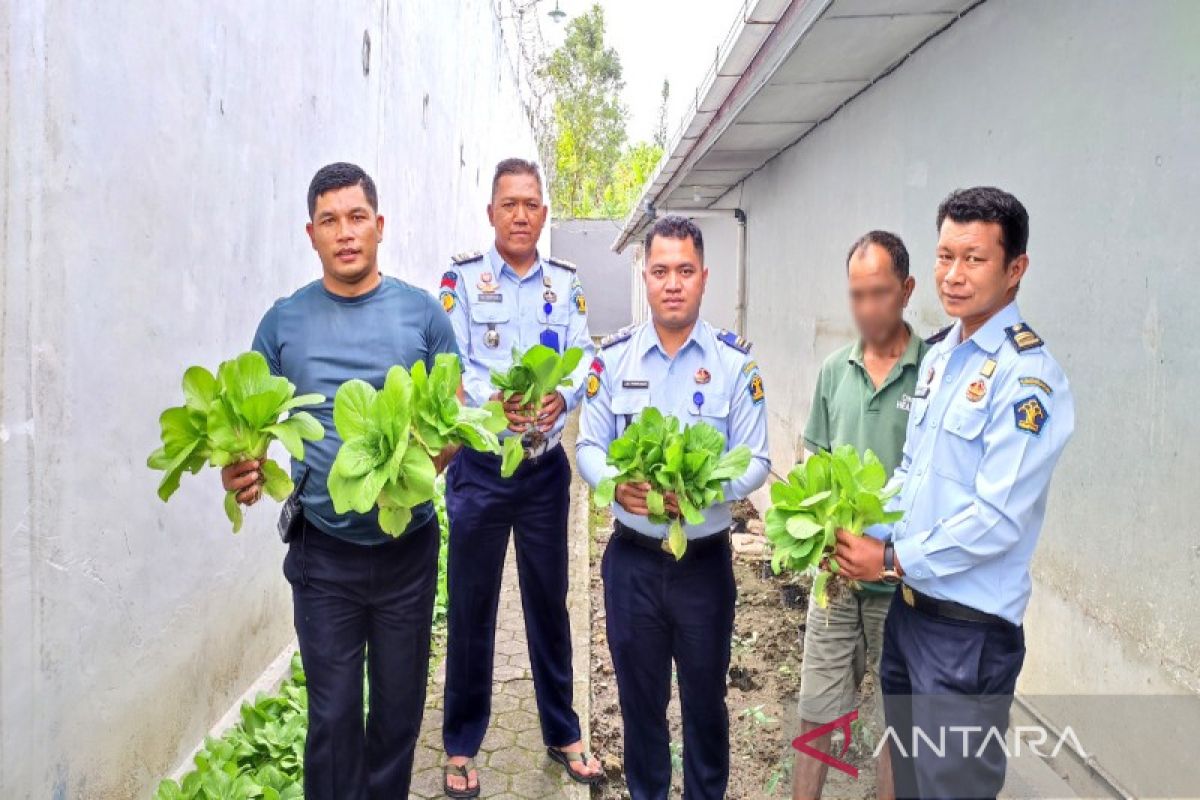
[688,396,731,437]
[611,391,650,434]
[934,405,988,483]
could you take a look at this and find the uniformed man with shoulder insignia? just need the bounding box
[832,187,1075,799]
[438,158,600,797]
[577,215,770,799]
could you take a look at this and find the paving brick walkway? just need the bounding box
[409,423,591,799]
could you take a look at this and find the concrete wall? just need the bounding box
[0,2,536,797]
[695,0,1199,779]
[550,218,633,336]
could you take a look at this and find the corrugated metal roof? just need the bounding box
[612,0,980,251]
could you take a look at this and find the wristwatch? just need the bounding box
[880,542,902,585]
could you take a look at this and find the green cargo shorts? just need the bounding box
[797,587,892,737]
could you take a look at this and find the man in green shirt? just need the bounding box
[793,231,929,800]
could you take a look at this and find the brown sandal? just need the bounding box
[546,746,606,785]
[442,760,480,798]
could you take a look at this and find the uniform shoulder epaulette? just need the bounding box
[546,256,577,272]
[925,324,953,345]
[600,325,636,350]
[450,250,483,265]
[716,329,751,353]
[1005,322,1044,353]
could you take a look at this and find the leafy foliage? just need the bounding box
[764,446,904,607]
[327,354,507,536]
[490,344,584,478]
[593,407,752,559]
[148,351,324,533]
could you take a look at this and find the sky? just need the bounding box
[540,0,744,145]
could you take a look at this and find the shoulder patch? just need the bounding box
[440,270,458,289]
[1006,323,1044,353]
[1013,395,1049,436]
[716,329,751,353]
[600,325,635,350]
[925,324,953,345]
[546,256,577,272]
[747,368,765,405]
[450,250,483,265]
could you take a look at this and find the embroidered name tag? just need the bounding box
[476,293,503,303]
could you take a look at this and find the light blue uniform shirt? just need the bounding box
[869,301,1075,625]
[577,320,771,539]
[440,246,594,441]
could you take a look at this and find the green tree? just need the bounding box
[542,4,627,217]
[600,141,664,219]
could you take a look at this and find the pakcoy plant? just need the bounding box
[764,445,904,607]
[327,353,507,535]
[593,407,752,560]
[489,344,583,477]
[147,351,325,533]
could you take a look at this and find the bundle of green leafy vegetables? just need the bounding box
[592,407,752,560]
[328,353,507,536]
[147,351,325,533]
[489,344,584,477]
[765,445,904,607]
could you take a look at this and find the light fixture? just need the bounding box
[548,0,566,23]
[693,187,703,203]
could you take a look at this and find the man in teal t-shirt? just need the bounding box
[222,163,458,800]
[792,231,929,800]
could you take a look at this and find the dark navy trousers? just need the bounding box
[879,590,1026,800]
[284,515,438,800]
[602,532,736,800]
[442,444,580,756]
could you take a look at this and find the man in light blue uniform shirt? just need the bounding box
[833,187,1074,799]
[438,158,600,796]
[577,215,770,800]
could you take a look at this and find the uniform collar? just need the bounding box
[959,300,1022,354]
[848,323,922,368]
[637,319,708,359]
[488,245,544,283]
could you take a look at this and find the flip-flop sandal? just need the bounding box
[546,746,606,785]
[442,760,480,799]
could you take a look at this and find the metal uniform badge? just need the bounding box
[965,380,987,402]
[484,326,500,349]
[543,289,557,304]
[694,368,711,385]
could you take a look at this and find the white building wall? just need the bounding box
[0,1,537,797]
[702,0,1199,783]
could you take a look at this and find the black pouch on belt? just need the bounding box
[277,467,310,544]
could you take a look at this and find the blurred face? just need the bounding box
[934,219,1027,330]
[306,184,383,287]
[644,235,707,331]
[848,243,914,345]
[488,173,547,262]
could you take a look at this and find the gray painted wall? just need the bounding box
[0,2,535,797]
[692,0,1198,782]
[550,218,633,336]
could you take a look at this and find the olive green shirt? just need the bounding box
[803,324,929,594]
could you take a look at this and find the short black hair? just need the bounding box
[936,186,1029,263]
[644,215,705,263]
[492,158,543,199]
[307,162,378,218]
[846,230,910,281]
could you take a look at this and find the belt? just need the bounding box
[900,583,1015,627]
[613,520,730,559]
[524,432,562,459]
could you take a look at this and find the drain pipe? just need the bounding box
[645,203,749,336]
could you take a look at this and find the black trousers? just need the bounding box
[442,444,580,756]
[602,532,736,800]
[284,515,438,800]
[879,590,1026,800]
